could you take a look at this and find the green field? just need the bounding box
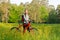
[0,23,60,40]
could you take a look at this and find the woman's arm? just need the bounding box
[22,15,24,22]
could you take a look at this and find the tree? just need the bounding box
[8,3,25,23]
[0,0,10,23]
[48,9,57,23]
[56,5,60,23]
[39,5,49,23]
[25,0,49,23]
[48,5,57,23]
[0,6,2,22]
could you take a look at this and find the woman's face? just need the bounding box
[25,9,28,14]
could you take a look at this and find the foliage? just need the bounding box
[56,5,60,23]
[48,9,57,23]
[39,5,49,23]
[0,0,60,23]
[8,4,24,23]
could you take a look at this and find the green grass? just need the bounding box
[0,23,60,40]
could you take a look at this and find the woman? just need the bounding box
[22,9,31,34]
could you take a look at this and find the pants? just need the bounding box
[23,23,30,33]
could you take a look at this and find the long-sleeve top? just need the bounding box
[22,14,30,24]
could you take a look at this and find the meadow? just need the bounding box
[0,23,60,40]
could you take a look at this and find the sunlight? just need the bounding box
[10,0,32,5]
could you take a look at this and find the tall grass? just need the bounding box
[0,23,60,40]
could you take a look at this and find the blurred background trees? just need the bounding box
[0,0,60,23]
[56,5,60,23]
[0,0,9,23]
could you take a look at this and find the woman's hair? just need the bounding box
[24,8,28,11]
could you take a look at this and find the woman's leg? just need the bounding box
[27,27,30,32]
[23,24,27,34]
